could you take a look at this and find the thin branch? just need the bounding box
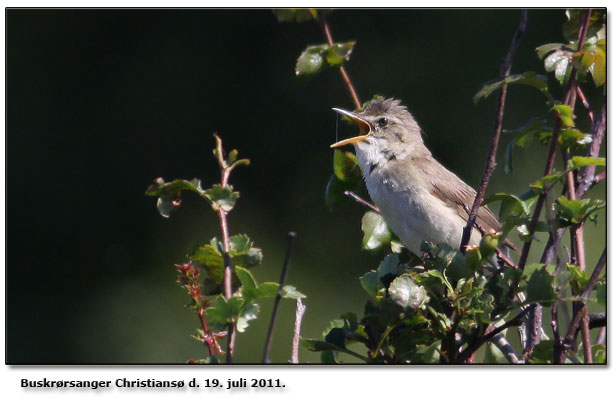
[576,86,594,124]
[319,15,361,109]
[512,9,594,289]
[291,298,307,364]
[490,333,523,364]
[576,103,606,198]
[558,247,606,363]
[263,232,297,363]
[460,10,527,253]
[456,306,532,363]
[344,191,380,212]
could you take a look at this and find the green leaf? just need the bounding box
[189,235,263,284]
[324,174,361,210]
[388,275,428,310]
[235,266,257,290]
[235,267,280,302]
[568,156,605,169]
[359,270,381,298]
[333,150,361,182]
[324,41,355,66]
[361,211,393,251]
[483,192,535,219]
[563,9,605,42]
[525,267,557,305]
[272,8,317,23]
[503,117,552,148]
[544,49,573,85]
[554,196,605,226]
[236,301,259,332]
[575,41,606,86]
[301,338,368,362]
[536,43,566,59]
[550,105,574,127]
[204,295,244,331]
[281,285,307,299]
[204,184,239,212]
[473,72,551,104]
[484,342,508,364]
[295,45,327,76]
[592,344,606,364]
[529,340,554,364]
[257,282,281,299]
[145,177,206,218]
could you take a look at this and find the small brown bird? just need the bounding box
[331,97,512,257]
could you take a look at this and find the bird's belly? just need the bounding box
[365,177,478,256]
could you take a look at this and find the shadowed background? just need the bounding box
[7,8,605,363]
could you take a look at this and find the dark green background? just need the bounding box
[7,8,605,363]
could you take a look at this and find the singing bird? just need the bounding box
[331,97,513,257]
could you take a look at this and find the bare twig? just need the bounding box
[263,232,297,363]
[576,86,594,124]
[344,191,380,212]
[291,298,307,364]
[460,10,528,253]
[319,15,361,109]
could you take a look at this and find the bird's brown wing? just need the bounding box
[415,157,518,251]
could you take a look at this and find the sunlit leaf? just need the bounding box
[361,211,393,251]
[473,72,552,104]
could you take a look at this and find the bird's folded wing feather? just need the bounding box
[416,157,518,251]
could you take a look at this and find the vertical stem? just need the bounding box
[262,232,297,363]
[291,298,307,364]
[460,10,527,252]
[320,16,361,109]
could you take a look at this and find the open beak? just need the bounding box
[330,108,372,148]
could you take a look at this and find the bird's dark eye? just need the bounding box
[377,117,389,127]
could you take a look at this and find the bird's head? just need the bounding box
[331,97,427,161]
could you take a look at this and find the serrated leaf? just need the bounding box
[544,49,573,85]
[361,211,393,250]
[555,196,605,226]
[204,184,239,212]
[189,235,262,284]
[551,105,574,127]
[333,149,361,182]
[473,72,551,104]
[324,41,355,66]
[145,177,206,218]
[295,45,327,76]
[388,275,428,310]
